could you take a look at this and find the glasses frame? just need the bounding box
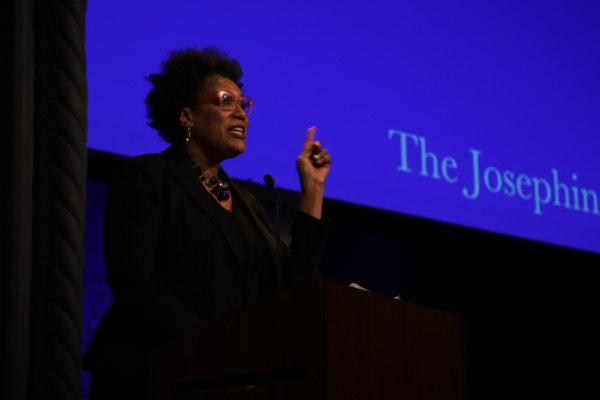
[195,90,253,116]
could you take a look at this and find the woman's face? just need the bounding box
[184,76,249,164]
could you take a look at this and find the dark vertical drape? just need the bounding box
[1,0,87,399]
[1,1,35,400]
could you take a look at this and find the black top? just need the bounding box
[218,191,276,304]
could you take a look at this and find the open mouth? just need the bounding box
[227,126,245,138]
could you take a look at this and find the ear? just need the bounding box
[179,107,192,127]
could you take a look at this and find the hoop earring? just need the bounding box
[185,125,191,145]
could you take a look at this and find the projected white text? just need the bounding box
[389,130,599,216]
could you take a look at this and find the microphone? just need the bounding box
[263,174,275,188]
[263,174,281,287]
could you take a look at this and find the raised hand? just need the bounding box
[297,127,331,219]
[297,126,331,189]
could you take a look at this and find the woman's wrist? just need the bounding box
[298,186,324,220]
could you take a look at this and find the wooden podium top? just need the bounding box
[151,275,465,399]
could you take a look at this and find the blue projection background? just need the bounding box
[87,1,600,254]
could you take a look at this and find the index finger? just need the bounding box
[303,126,317,150]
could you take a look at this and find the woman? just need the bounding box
[83,47,331,399]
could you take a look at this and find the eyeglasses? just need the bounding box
[195,90,253,116]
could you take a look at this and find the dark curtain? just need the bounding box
[1,1,87,399]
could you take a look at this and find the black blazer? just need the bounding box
[83,146,329,375]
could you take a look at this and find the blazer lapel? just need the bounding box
[161,146,246,270]
[228,179,278,277]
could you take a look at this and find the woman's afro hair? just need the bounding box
[144,47,243,144]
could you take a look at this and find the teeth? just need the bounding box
[229,127,244,134]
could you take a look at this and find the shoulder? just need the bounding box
[126,152,168,175]
[111,148,177,186]
[106,151,171,204]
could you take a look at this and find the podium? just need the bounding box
[150,275,465,399]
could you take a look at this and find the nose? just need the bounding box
[232,102,248,120]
